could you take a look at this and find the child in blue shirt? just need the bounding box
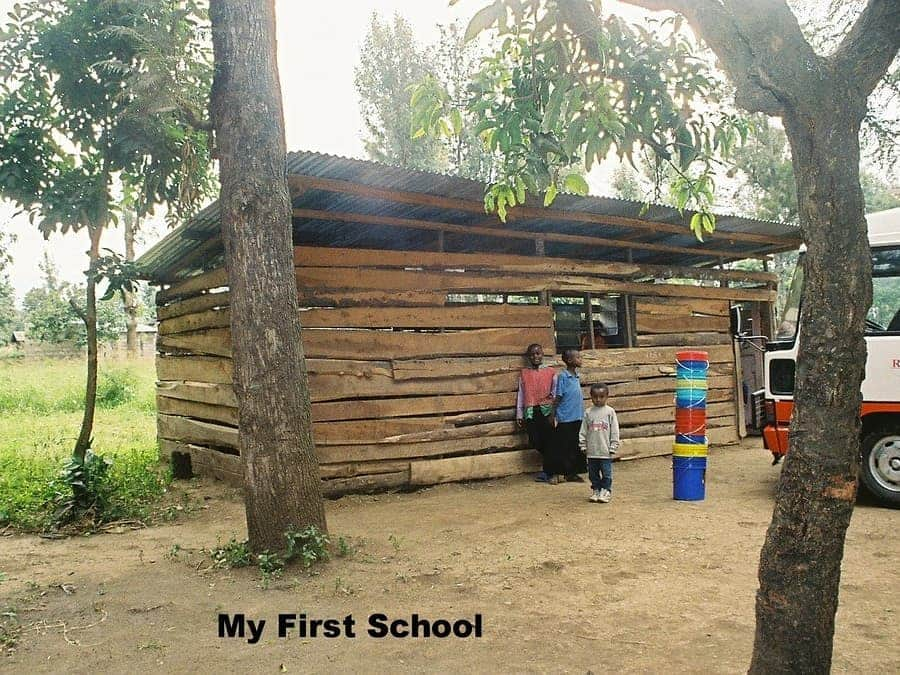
[551,348,587,482]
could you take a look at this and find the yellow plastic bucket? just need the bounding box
[672,442,709,457]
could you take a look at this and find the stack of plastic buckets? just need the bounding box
[673,350,709,500]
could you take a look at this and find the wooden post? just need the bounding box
[585,292,595,349]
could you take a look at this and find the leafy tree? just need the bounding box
[356,16,498,180]
[354,13,445,172]
[426,1,899,670]
[210,0,327,552]
[0,275,15,344]
[0,230,15,344]
[0,0,214,464]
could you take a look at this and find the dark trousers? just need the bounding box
[556,421,587,476]
[525,408,557,475]
[588,457,613,492]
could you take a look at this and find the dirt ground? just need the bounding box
[1,439,897,674]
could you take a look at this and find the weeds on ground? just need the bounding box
[203,525,344,588]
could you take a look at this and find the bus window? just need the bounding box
[776,257,804,341]
[868,246,900,333]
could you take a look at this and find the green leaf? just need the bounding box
[465,2,502,42]
[563,173,589,196]
[543,183,558,207]
[689,212,704,242]
[449,108,463,135]
[515,175,526,204]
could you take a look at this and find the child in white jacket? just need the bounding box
[579,383,620,503]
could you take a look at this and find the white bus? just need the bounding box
[760,207,900,508]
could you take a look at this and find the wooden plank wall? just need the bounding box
[154,246,765,494]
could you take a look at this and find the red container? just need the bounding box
[675,408,707,434]
[676,350,710,363]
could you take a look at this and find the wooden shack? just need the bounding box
[137,151,800,495]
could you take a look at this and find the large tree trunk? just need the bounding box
[749,108,871,673]
[73,224,104,462]
[210,0,327,551]
[123,210,139,358]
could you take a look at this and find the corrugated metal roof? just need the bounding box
[137,150,800,281]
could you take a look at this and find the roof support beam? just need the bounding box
[291,207,769,261]
[288,174,801,248]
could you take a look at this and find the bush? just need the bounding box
[96,368,138,408]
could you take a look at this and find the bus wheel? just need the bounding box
[860,430,900,509]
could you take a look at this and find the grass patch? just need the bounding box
[0,358,166,531]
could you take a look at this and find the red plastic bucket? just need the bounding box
[675,409,706,434]
[676,350,709,363]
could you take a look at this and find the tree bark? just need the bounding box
[748,105,871,674]
[73,224,104,462]
[123,210,139,358]
[210,0,327,551]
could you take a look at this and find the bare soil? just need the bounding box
[1,440,897,673]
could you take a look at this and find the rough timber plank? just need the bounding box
[157,395,237,426]
[635,298,730,318]
[157,291,230,321]
[292,246,777,284]
[299,305,552,329]
[158,414,238,449]
[295,267,775,303]
[156,381,236,407]
[159,440,241,482]
[322,471,409,497]
[579,344,733,368]
[311,391,515,422]
[408,450,541,486]
[312,417,446,444]
[159,308,231,335]
[308,371,518,403]
[635,332,731,347]
[157,355,233,384]
[158,326,555,360]
[636,315,730,334]
[316,433,528,464]
[297,288,446,307]
[157,268,229,303]
[392,355,527,380]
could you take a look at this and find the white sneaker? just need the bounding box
[589,489,602,503]
[598,488,611,503]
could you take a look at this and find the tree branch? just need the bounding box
[68,298,87,325]
[598,0,787,115]
[833,0,900,97]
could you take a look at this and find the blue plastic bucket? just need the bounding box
[673,456,707,500]
[675,433,707,445]
[675,391,707,409]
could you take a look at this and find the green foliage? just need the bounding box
[284,524,331,568]
[0,275,19,346]
[354,12,445,172]
[336,536,353,558]
[357,16,498,180]
[412,1,754,235]
[0,358,162,530]
[209,537,253,569]
[0,0,215,233]
[205,525,332,586]
[52,449,115,525]
[22,282,126,345]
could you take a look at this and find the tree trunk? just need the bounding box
[123,210,139,358]
[210,0,327,551]
[749,107,870,674]
[73,224,104,462]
